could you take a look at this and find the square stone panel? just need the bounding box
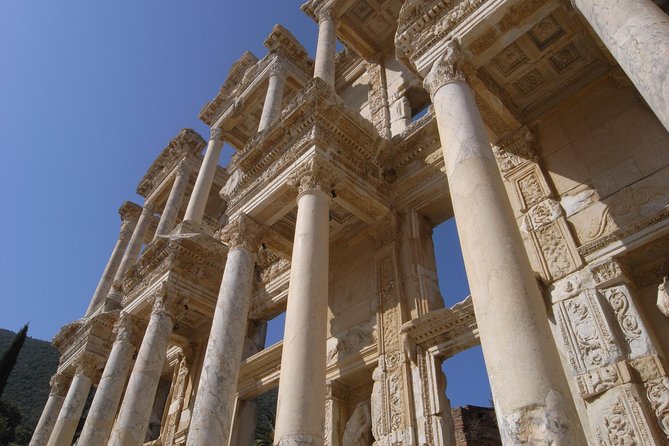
[528,15,565,50]
[513,69,546,97]
[491,43,529,76]
[351,0,374,22]
[549,43,583,73]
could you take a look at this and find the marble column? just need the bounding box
[274,158,336,445]
[29,374,71,446]
[423,40,585,444]
[258,62,287,132]
[77,314,145,446]
[47,355,100,446]
[183,128,224,225]
[106,201,155,307]
[85,202,141,316]
[108,289,187,446]
[186,214,264,446]
[572,0,669,132]
[314,8,337,88]
[154,161,192,240]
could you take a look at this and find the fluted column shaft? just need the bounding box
[314,9,337,88]
[423,41,584,444]
[47,357,99,446]
[572,0,669,132]
[30,374,71,446]
[258,64,287,132]
[186,214,264,446]
[85,203,141,316]
[108,292,185,446]
[183,129,223,224]
[274,159,334,445]
[154,161,192,240]
[77,314,144,446]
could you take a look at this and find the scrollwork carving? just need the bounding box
[646,376,669,439]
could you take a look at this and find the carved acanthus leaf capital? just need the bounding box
[74,353,102,380]
[175,159,192,177]
[318,7,335,23]
[119,201,142,224]
[216,213,266,253]
[287,157,339,197]
[423,39,467,97]
[269,59,288,79]
[210,127,224,142]
[150,285,189,321]
[49,373,71,397]
[114,312,146,346]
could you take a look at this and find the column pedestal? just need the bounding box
[274,159,335,445]
[29,374,71,446]
[108,290,186,446]
[77,314,144,445]
[423,41,585,444]
[573,0,669,132]
[186,214,264,446]
[47,356,99,446]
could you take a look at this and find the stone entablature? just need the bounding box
[136,128,205,198]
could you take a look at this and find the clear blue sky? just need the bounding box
[0,0,490,407]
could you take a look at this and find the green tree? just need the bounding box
[0,401,21,445]
[0,325,28,398]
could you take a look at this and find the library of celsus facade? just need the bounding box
[31,0,669,445]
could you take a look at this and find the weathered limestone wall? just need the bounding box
[536,78,669,246]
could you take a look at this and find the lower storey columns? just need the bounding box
[572,0,669,132]
[186,214,264,446]
[274,158,335,445]
[29,374,71,446]
[108,289,187,446]
[423,41,585,444]
[46,355,100,446]
[77,313,145,445]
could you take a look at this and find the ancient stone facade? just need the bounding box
[32,1,669,445]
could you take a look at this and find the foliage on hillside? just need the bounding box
[0,328,60,433]
[0,325,28,398]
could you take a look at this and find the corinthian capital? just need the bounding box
[318,8,335,22]
[49,373,72,397]
[150,285,189,321]
[217,213,266,253]
[269,60,288,79]
[119,201,142,224]
[423,39,467,97]
[210,127,224,142]
[114,312,146,346]
[287,157,339,197]
[74,353,102,380]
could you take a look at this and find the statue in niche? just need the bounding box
[342,402,372,446]
[657,277,669,317]
[370,365,384,442]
